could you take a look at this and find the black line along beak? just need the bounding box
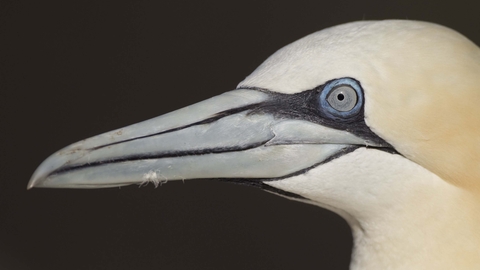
[28,89,384,189]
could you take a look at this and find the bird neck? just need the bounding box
[268,149,480,269]
[349,186,480,270]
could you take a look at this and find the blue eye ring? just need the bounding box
[318,77,364,119]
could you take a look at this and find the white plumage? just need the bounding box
[29,20,480,269]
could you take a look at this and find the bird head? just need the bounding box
[28,20,480,225]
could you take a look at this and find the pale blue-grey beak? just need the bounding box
[28,89,376,189]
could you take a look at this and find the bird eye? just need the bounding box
[318,78,363,118]
[327,85,357,112]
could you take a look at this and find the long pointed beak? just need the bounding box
[28,89,373,189]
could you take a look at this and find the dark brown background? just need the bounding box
[1,1,479,269]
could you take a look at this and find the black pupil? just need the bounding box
[337,93,345,101]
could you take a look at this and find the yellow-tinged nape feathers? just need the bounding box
[361,22,480,193]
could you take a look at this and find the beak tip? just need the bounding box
[28,162,51,189]
[28,151,68,189]
[27,175,41,189]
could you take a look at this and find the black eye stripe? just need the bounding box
[239,77,392,148]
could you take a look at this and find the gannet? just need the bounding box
[28,20,480,269]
